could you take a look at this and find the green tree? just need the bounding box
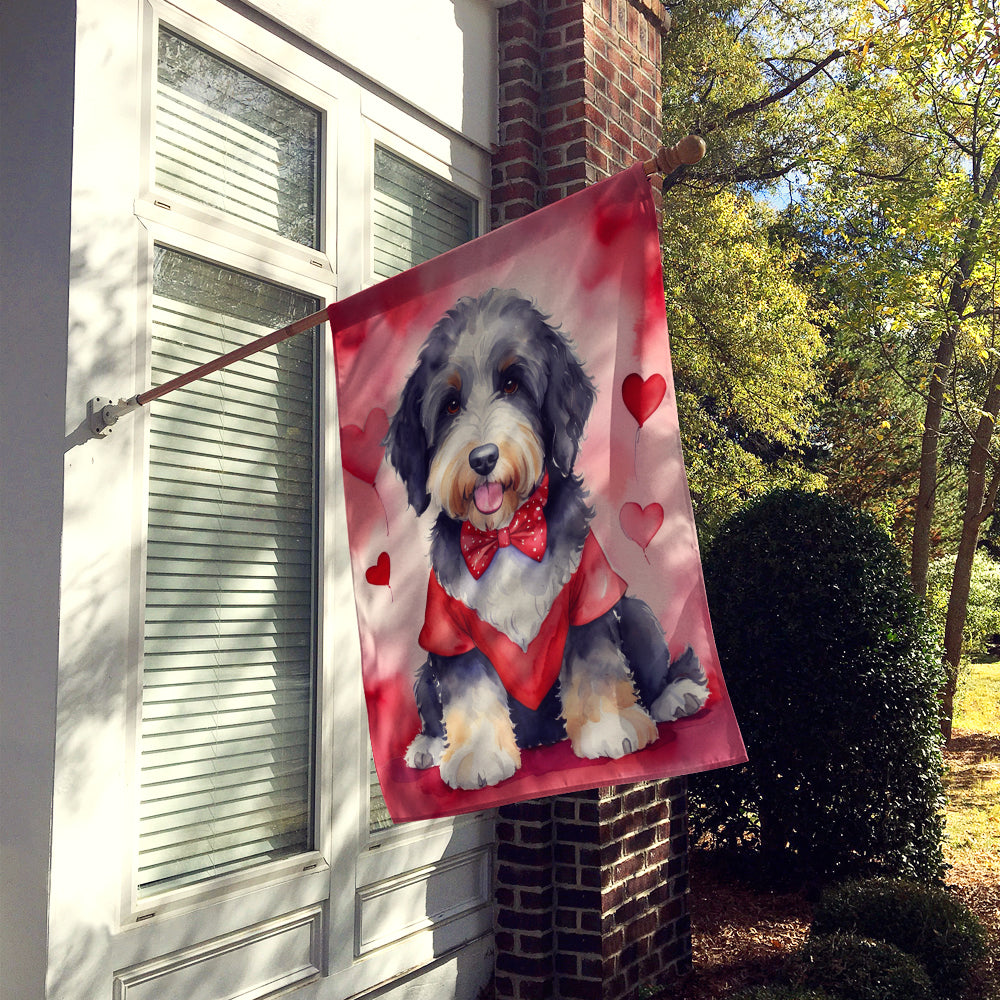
[659,1,845,539]
[660,2,999,738]
[695,490,946,883]
[801,0,1000,736]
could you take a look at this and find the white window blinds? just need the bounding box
[156,28,320,248]
[139,248,319,895]
[368,148,477,833]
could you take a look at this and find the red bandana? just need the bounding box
[460,475,548,580]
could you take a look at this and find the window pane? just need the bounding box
[156,28,320,248]
[372,146,477,279]
[139,247,318,895]
[369,149,478,832]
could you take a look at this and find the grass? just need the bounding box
[945,659,1000,868]
[942,658,1000,1000]
[955,658,1000,734]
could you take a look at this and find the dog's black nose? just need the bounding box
[469,443,499,476]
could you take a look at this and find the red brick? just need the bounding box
[546,163,589,187]
[542,39,587,69]
[499,99,540,125]
[545,118,589,146]
[559,979,604,1000]
[498,160,542,185]
[540,28,566,49]
[548,3,588,28]
[501,120,543,146]
[504,79,541,105]
[502,39,538,63]
[492,6,689,992]
[521,886,554,910]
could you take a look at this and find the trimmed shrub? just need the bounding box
[812,878,988,999]
[691,489,946,882]
[792,933,934,1000]
[733,987,837,1000]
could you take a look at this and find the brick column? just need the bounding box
[491,5,692,998]
[493,0,668,225]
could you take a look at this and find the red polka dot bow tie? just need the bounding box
[460,475,549,580]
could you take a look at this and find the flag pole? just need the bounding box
[87,306,330,437]
[641,134,706,177]
[88,135,705,438]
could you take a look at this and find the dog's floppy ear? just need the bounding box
[385,368,431,514]
[540,323,596,475]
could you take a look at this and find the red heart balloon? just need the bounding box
[365,551,391,587]
[619,502,664,550]
[342,408,389,485]
[622,373,666,428]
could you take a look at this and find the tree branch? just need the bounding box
[703,49,848,133]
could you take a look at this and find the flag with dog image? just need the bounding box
[330,163,746,822]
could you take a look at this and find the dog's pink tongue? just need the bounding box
[474,482,504,514]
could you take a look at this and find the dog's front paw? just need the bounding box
[570,703,658,760]
[439,729,521,790]
[405,733,445,770]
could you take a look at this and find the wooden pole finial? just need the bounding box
[643,135,707,176]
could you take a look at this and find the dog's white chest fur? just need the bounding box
[444,545,582,651]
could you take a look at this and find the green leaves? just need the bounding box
[664,188,826,538]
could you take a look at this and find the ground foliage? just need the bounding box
[811,878,988,998]
[790,933,935,1000]
[672,660,1000,1000]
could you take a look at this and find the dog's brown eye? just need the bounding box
[501,376,519,396]
[444,394,461,415]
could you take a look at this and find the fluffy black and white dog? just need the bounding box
[385,288,709,790]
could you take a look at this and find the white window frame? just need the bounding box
[110,0,496,992]
[123,0,339,928]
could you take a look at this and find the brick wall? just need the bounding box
[490,8,690,998]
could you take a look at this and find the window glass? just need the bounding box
[138,246,318,895]
[156,27,320,248]
[372,145,477,278]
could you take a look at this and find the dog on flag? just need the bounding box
[385,289,709,790]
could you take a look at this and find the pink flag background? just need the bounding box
[330,164,746,822]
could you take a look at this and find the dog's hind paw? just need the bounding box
[652,677,709,722]
[405,734,445,770]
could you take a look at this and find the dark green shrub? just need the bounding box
[733,987,838,1000]
[691,489,946,882]
[792,933,934,1000]
[812,878,988,999]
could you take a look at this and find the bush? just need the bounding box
[812,878,988,999]
[691,489,946,882]
[733,987,837,1000]
[791,933,934,1000]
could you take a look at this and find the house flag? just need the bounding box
[330,163,746,822]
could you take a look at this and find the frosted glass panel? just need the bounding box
[156,28,320,248]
